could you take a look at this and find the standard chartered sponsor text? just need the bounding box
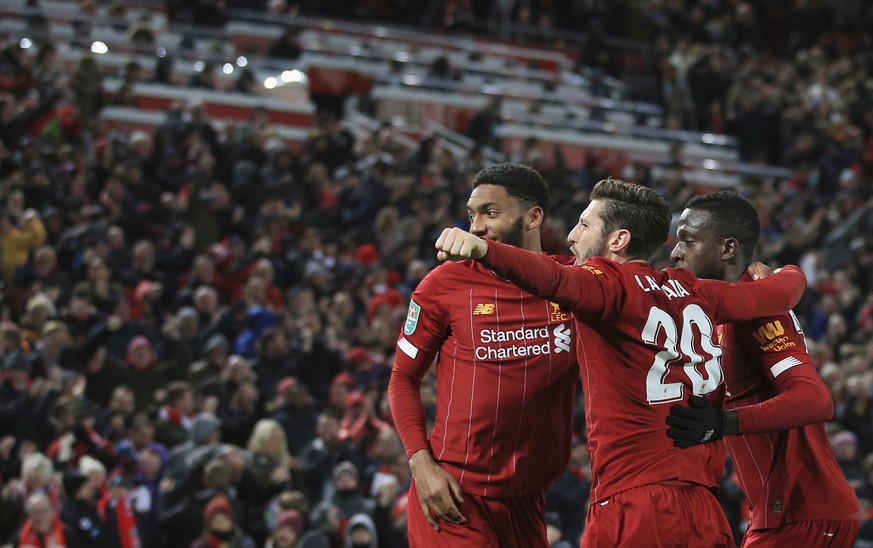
[475,325,569,360]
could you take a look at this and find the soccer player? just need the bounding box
[433,178,808,547]
[388,163,579,547]
[667,190,859,546]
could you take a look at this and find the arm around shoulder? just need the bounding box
[747,264,807,317]
[704,265,808,324]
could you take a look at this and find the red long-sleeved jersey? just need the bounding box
[478,241,806,503]
[721,273,858,531]
[389,256,579,498]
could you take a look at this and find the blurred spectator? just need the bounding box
[833,429,866,489]
[161,455,237,547]
[0,209,46,283]
[59,470,111,547]
[69,57,103,127]
[272,377,317,457]
[337,391,389,460]
[265,508,304,548]
[309,461,375,544]
[545,511,574,548]
[467,96,502,150]
[188,63,217,91]
[100,473,141,548]
[300,411,355,504]
[46,399,114,471]
[269,27,304,60]
[242,418,294,543]
[11,492,65,548]
[190,493,255,548]
[235,69,257,94]
[343,513,378,548]
[154,382,195,448]
[545,435,589,544]
[128,17,156,48]
[165,413,222,486]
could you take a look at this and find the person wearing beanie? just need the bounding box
[166,412,223,482]
[265,509,304,548]
[190,493,256,548]
[59,471,112,548]
[78,455,107,495]
[309,461,375,544]
[271,377,318,457]
[203,333,231,374]
[343,513,378,548]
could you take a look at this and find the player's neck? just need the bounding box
[602,250,643,264]
[521,236,542,253]
[725,262,746,282]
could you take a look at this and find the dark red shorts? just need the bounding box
[581,482,734,547]
[406,479,548,547]
[741,516,858,547]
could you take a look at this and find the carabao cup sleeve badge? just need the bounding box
[404,300,421,336]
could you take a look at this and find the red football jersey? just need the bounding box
[721,275,859,531]
[389,257,579,498]
[478,241,807,503]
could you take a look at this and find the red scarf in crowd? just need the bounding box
[204,534,228,548]
[159,405,183,426]
[98,493,140,548]
[18,517,66,548]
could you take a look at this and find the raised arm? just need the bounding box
[434,228,603,312]
[698,265,807,325]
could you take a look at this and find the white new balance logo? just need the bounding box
[553,324,571,353]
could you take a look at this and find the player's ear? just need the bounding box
[525,205,544,230]
[721,237,739,261]
[608,228,631,254]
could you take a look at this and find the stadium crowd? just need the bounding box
[0,0,872,546]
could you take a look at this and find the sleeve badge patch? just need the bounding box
[404,299,421,336]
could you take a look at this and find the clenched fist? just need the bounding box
[435,227,489,262]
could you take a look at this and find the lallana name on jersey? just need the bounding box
[633,275,691,300]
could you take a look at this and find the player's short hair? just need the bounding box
[472,163,550,220]
[591,178,672,261]
[685,190,760,257]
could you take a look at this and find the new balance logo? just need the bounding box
[473,303,495,315]
[701,429,715,442]
[553,324,571,353]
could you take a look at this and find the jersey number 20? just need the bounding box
[643,304,723,404]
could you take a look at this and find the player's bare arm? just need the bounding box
[408,449,467,530]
